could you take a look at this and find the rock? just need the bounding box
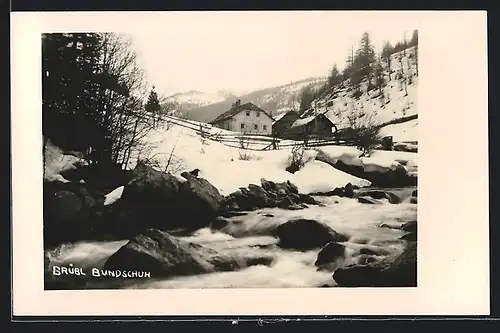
[120,163,223,231]
[358,196,384,204]
[410,196,418,204]
[359,245,391,256]
[179,176,225,227]
[356,190,401,204]
[222,179,319,212]
[104,229,271,278]
[262,213,274,218]
[401,220,417,233]
[180,171,194,180]
[322,159,417,188]
[333,242,417,287]
[344,183,354,198]
[412,189,417,197]
[315,242,346,267]
[210,217,230,230]
[43,180,108,248]
[121,162,181,208]
[400,232,417,242]
[333,265,383,287]
[277,219,348,250]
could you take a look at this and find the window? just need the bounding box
[241,123,245,129]
[246,111,250,116]
[263,125,267,130]
[254,124,258,130]
[256,112,260,117]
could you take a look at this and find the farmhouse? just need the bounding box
[272,110,303,139]
[290,113,337,138]
[209,100,274,135]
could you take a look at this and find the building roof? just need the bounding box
[272,110,298,124]
[209,102,274,124]
[291,113,335,128]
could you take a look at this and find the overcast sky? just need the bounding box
[125,11,420,97]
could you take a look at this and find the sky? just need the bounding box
[124,11,421,97]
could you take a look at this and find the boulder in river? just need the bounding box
[333,242,417,287]
[355,190,402,204]
[120,162,224,231]
[277,219,348,250]
[357,196,384,204]
[315,242,346,268]
[104,229,273,278]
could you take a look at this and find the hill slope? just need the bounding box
[302,46,418,131]
[183,77,327,123]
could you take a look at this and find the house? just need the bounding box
[208,100,274,135]
[272,110,303,139]
[290,113,337,138]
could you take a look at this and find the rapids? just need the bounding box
[45,189,417,289]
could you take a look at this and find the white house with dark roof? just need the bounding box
[208,100,274,135]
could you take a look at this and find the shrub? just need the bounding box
[237,133,254,161]
[286,143,313,173]
[344,111,383,157]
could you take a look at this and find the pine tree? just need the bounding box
[327,64,342,88]
[381,41,393,71]
[353,32,376,81]
[373,56,385,94]
[145,87,161,125]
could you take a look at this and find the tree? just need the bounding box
[353,32,376,81]
[411,30,419,75]
[299,85,315,114]
[410,29,418,47]
[145,87,161,125]
[381,41,393,71]
[373,56,385,94]
[42,32,159,170]
[327,64,342,88]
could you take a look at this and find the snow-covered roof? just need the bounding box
[272,112,289,123]
[290,115,316,128]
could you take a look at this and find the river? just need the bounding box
[45,187,417,289]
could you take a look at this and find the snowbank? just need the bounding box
[317,145,418,175]
[293,160,371,194]
[379,119,418,143]
[44,138,88,183]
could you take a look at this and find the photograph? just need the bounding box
[41,14,419,290]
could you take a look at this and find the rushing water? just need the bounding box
[45,188,417,289]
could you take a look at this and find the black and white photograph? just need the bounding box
[9,11,489,317]
[40,13,421,290]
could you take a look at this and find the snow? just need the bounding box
[104,186,125,206]
[379,118,418,143]
[317,146,364,166]
[44,138,88,183]
[291,115,316,128]
[293,160,371,194]
[317,144,417,175]
[165,90,233,107]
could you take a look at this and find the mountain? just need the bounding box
[181,77,327,123]
[301,46,418,130]
[164,90,238,111]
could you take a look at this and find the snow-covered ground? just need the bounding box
[128,119,417,196]
[379,118,418,143]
